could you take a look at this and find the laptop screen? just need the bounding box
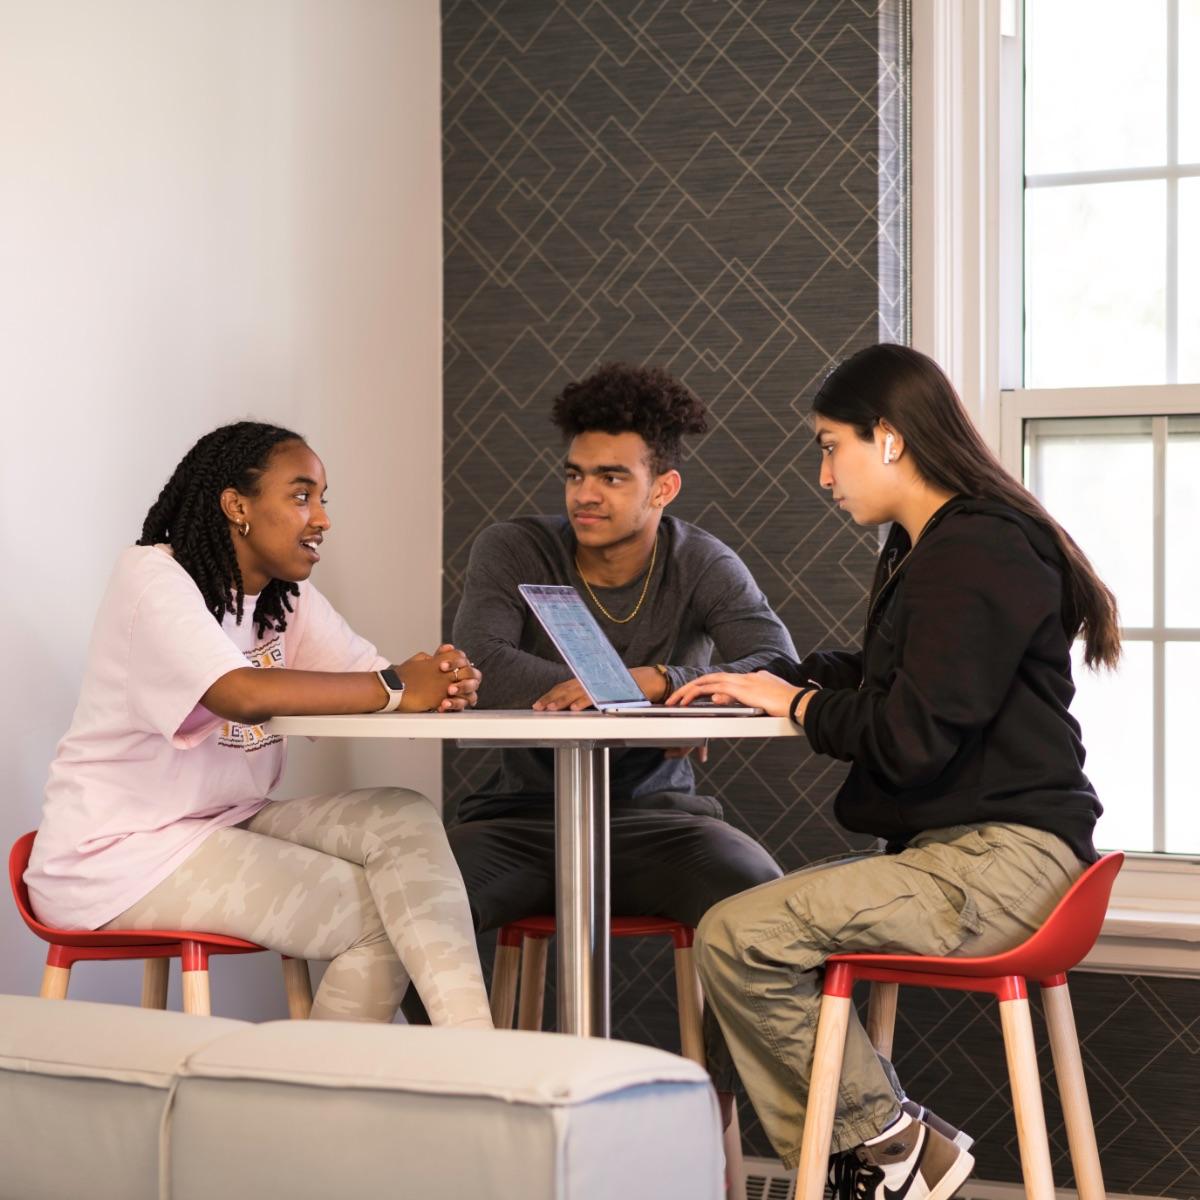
[518,584,645,707]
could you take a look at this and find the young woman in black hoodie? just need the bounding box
[668,343,1120,1200]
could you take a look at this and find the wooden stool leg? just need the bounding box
[40,962,71,1000]
[674,944,705,1065]
[181,970,211,1015]
[141,958,169,1009]
[723,1104,748,1200]
[282,957,313,1019]
[180,942,211,1016]
[678,944,745,1200]
[489,940,520,1029]
[999,995,1056,1200]
[865,981,899,1060]
[795,994,852,1200]
[1043,980,1106,1200]
[516,934,548,1031]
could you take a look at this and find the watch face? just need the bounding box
[380,668,405,691]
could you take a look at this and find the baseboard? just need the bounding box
[742,1158,1153,1200]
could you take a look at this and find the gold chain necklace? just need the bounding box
[575,535,659,624]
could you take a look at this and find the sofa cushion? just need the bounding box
[0,995,246,1200]
[170,1022,722,1200]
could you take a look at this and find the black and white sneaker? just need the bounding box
[829,1113,975,1200]
[900,1098,975,1151]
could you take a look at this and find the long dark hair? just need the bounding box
[138,421,304,637]
[813,344,1121,669]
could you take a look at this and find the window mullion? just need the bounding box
[1167,177,1178,384]
[1159,0,1182,852]
[1153,415,1168,852]
[1168,0,1179,384]
[1024,164,1200,188]
[1169,0,1179,171]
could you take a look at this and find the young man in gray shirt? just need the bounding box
[436,363,794,1130]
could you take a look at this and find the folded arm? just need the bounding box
[202,647,478,724]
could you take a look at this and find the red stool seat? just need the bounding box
[795,851,1124,1200]
[497,914,695,949]
[9,830,312,1018]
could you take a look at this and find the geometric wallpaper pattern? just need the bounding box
[891,973,1200,1198]
[441,0,907,852]
[440,3,1200,1192]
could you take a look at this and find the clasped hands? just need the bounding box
[394,643,481,712]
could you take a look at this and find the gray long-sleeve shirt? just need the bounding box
[451,515,796,822]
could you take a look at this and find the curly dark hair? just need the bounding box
[550,362,708,474]
[138,421,305,637]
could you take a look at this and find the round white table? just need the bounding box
[265,710,803,1037]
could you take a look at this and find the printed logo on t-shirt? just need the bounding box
[218,635,285,753]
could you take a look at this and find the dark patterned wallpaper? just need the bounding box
[440,2,1199,1194]
[441,0,905,849]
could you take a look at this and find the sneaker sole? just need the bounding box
[925,1148,975,1200]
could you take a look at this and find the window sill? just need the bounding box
[1081,903,1200,978]
[1075,854,1200,977]
[1082,939,1200,978]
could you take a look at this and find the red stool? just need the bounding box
[795,851,1124,1200]
[490,915,704,1054]
[9,831,313,1019]
[491,915,747,1200]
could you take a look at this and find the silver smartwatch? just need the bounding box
[375,667,406,713]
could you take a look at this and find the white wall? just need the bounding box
[0,0,443,1017]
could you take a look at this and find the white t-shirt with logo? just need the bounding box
[26,544,388,930]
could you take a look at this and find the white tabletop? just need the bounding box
[266,710,803,745]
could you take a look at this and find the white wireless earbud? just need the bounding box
[882,433,895,464]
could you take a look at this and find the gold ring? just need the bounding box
[452,667,461,682]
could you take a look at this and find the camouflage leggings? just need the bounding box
[104,787,492,1027]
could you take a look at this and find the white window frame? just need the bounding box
[911,0,1200,975]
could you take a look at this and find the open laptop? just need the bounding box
[519,584,762,715]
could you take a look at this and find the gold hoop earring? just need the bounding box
[239,521,250,537]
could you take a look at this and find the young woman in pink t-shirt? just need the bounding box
[27,421,492,1026]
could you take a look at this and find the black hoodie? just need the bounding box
[770,497,1101,863]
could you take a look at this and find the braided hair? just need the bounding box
[138,421,305,637]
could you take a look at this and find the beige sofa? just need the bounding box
[0,994,722,1200]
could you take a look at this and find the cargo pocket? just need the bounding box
[900,834,993,947]
[781,863,967,959]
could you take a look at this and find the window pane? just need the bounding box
[1179,178,1200,384]
[1025,0,1166,174]
[1024,418,1154,626]
[1182,0,1200,163]
[1166,642,1200,853]
[1074,641,1153,852]
[1166,416,1200,626]
[1025,181,1166,388]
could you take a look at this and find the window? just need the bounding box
[1023,0,1199,388]
[1008,1,1200,861]
[913,0,1200,966]
[1023,414,1200,854]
